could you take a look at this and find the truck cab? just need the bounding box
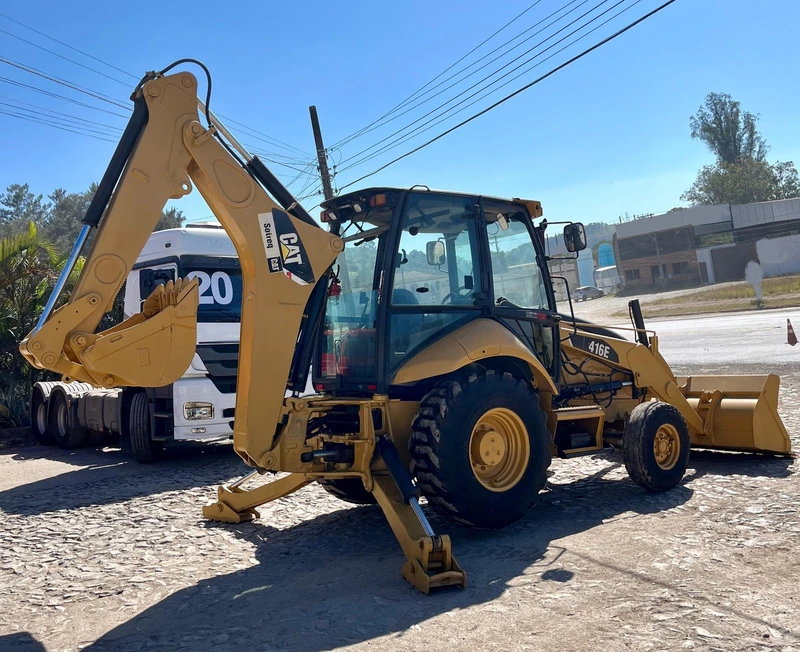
[30,223,242,461]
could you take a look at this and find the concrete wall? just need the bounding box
[731,198,800,230]
[616,204,731,238]
[756,233,800,276]
[695,247,716,284]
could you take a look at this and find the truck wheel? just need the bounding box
[318,479,376,505]
[48,391,87,449]
[409,370,551,529]
[623,401,690,491]
[31,387,53,445]
[85,428,105,447]
[129,392,164,463]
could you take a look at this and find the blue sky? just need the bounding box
[1,0,799,226]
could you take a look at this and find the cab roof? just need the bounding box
[321,186,542,217]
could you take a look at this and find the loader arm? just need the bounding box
[20,70,343,462]
[561,323,791,454]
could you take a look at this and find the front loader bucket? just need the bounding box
[679,375,792,454]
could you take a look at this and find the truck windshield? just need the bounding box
[320,222,382,379]
[185,267,243,323]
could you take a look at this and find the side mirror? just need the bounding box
[564,223,587,252]
[426,240,446,266]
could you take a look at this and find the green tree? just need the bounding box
[0,223,59,427]
[0,184,50,237]
[157,206,186,230]
[689,92,767,164]
[683,93,800,206]
[43,185,96,253]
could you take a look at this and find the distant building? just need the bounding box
[597,242,615,267]
[613,198,800,290]
[576,248,595,286]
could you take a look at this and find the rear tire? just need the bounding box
[48,391,87,449]
[31,388,53,445]
[410,370,551,529]
[623,401,690,491]
[319,478,376,505]
[129,392,163,463]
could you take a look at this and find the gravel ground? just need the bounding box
[1,366,798,652]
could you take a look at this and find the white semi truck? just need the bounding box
[30,223,241,462]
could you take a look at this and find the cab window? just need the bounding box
[484,201,549,310]
[392,194,481,306]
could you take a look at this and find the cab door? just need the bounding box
[482,199,561,384]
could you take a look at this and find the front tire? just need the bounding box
[128,392,163,463]
[409,370,551,529]
[623,401,690,491]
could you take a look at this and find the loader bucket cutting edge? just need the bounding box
[678,374,792,454]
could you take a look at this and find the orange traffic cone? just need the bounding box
[789,319,798,346]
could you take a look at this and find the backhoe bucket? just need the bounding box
[679,375,792,454]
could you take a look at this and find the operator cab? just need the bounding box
[313,187,585,396]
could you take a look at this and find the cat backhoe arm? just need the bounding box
[19,69,343,459]
[21,66,465,594]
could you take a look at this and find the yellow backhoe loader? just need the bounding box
[20,63,792,594]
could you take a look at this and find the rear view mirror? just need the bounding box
[564,223,587,252]
[426,241,446,266]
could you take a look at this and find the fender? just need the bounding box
[392,318,558,394]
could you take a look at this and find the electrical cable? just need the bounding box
[339,0,640,174]
[0,76,129,117]
[0,28,129,85]
[0,97,123,131]
[331,0,548,149]
[337,0,676,192]
[0,12,138,79]
[0,14,308,156]
[334,0,590,152]
[338,0,622,171]
[0,108,117,142]
[0,55,130,109]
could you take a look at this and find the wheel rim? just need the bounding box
[653,423,681,470]
[36,403,47,434]
[57,403,68,437]
[469,407,530,492]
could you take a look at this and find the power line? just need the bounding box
[0,55,130,109]
[331,0,547,149]
[338,0,635,175]
[0,96,122,135]
[0,97,123,132]
[0,76,129,118]
[0,106,118,137]
[0,108,117,142]
[0,28,129,85]
[337,0,614,170]
[337,0,677,193]
[0,12,138,80]
[0,14,310,157]
[215,112,311,157]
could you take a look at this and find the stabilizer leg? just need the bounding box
[372,436,466,594]
[202,472,312,524]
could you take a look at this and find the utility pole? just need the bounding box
[309,105,353,306]
[309,106,334,201]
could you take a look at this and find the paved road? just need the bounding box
[611,308,800,371]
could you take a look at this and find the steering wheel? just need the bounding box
[441,286,473,305]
